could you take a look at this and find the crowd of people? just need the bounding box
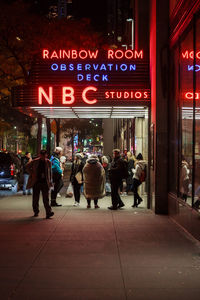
[22,147,147,219]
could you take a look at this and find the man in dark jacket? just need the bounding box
[26,149,54,219]
[108,149,125,210]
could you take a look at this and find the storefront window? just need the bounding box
[170,12,200,212]
[179,27,194,206]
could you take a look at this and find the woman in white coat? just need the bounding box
[83,155,105,208]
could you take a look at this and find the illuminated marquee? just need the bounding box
[12,48,150,107]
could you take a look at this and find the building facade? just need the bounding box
[148,0,200,240]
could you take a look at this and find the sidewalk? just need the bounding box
[0,194,200,300]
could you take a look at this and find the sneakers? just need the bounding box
[95,205,100,209]
[33,212,39,217]
[121,192,127,196]
[46,211,54,219]
[73,202,80,207]
[87,205,91,208]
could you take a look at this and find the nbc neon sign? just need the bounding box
[38,86,150,105]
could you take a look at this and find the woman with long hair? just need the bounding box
[70,153,84,206]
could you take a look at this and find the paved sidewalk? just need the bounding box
[0,194,200,300]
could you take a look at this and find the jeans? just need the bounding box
[23,174,32,194]
[111,181,124,208]
[73,180,81,203]
[51,174,63,202]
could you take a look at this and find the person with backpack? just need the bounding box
[108,149,125,210]
[132,153,146,207]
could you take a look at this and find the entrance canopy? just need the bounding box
[31,106,149,119]
[12,49,150,117]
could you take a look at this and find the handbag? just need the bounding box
[75,172,82,184]
[66,182,73,197]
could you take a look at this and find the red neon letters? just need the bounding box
[42,49,144,60]
[182,51,200,59]
[38,87,149,105]
[107,49,143,59]
[43,49,99,60]
[38,87,53,104]
[38,86,97,105]
[82,86,97,104]
[185,92,200,99]
[105,91,148,99]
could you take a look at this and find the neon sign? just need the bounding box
[187,65,200,72]
[12,48,150,107]
[38,86,150,105]
[42,49,143,60]
[182,51,200,59]
[185,92,200,99]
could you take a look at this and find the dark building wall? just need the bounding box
[149,0,169,214]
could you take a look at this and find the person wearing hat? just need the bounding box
[70,153,84,206]
[50,147,63,207]
[108,149,125,210]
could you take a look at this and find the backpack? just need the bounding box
[121,160,129,179]
[139,165,146,182]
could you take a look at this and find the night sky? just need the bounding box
[1,0,107,32]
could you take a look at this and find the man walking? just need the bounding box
[108,149,125,210]
[21,152,32,195]
[26,149,54,219]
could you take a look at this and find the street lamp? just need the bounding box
[126,18,134,50]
